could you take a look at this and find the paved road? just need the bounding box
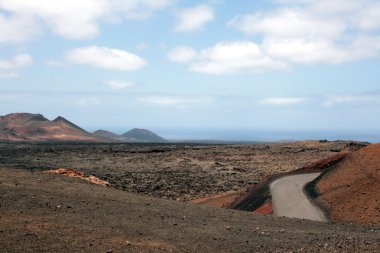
[270,173,327,222]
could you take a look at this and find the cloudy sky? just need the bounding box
[1,0,380,141]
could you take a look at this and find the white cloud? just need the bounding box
[136,95,215,107]
[0,53,31,78]
[170,41,288,74]
[228,0,380,66]
[104,80,136,90]
[107,0,174,20]
[169,1,380,74]
[0,0,174,41]
[167,46,197,63]
[354,2,380,31]
[76,97,101,107]
[0,13,40,43]
[263,38,348,64]
[0,54,32,69]
[322,93,380,107]
[190,41,289,74]
[175,5,214,32]
[65,46,147,71]
[0,0,105,40]
[258,97,307,105]
[228,9,345,40]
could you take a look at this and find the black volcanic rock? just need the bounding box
[122,128,165,142]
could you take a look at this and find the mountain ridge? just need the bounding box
[0,113,166,143]
[0,113,101,142]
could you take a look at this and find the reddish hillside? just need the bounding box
[316,143,380,225]
[0,113,103,142]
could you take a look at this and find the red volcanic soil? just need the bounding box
[45,168,110,187]
[254,202,273,215]
[0,113,103,142]
[316,143,380,225]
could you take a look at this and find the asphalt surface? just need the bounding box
[270,173,327,222]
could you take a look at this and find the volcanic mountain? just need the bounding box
[92,129,125,140]
[314,142,380,225]
[121,128,166,142]
[0,113,102,142]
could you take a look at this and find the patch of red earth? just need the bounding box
[44,168,110,187]
[254,202,273,215]
[316,143,380,225]
[293,152,348,174]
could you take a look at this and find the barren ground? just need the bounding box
[1,167,379,253]
[0,141,365,201]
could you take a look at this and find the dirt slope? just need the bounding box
[316,143,380,225]
[1,167,379,252]
[0,113,103,142]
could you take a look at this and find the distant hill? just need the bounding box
[0,113,103,142]
[92,130,128,141]
[53,116,87,132]
[121,128,166,142]
[0,113,166,143]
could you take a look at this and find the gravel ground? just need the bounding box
[1,167,379,253]
[0,141,365,201]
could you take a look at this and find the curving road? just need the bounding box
[270,173,327,222]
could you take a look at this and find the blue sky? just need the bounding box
[1,0,380,141]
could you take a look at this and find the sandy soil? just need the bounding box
[1,167,379,253]
[316,143,380,225]
[0,141,365,202]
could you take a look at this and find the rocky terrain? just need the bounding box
[314,143,380,225]
[0,140,379,252]
[0,140,365,201]
[1,167,379,253]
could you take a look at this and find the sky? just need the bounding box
[0,0,380,141]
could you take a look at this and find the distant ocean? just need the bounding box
[89,127,380,143]
[155,129,380,143]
